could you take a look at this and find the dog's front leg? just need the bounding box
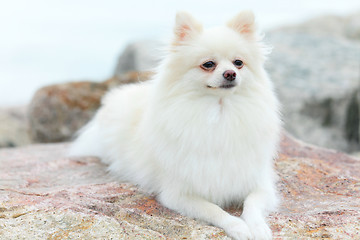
[159,191,253,240]
[241,187,277,240]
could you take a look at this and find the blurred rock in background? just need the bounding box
[28,72,152,143]
[2,12,360,154]
[114,40,163,76]
[266,12,360,154]
[0,106,31,148]
[28,81,107,143]
[266,25,360,153]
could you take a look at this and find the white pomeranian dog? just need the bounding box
[70,11,281,240]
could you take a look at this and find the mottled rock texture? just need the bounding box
[0,133,359,239]
[28,72,152,143]
[28,81,107,143]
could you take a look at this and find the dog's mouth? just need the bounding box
[220,83,236,89]
[207,83,237,89]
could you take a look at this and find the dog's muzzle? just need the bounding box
[220,70,237,88]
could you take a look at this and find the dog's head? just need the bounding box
[162,11,269,96]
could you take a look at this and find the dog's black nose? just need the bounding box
[223,70,236,81]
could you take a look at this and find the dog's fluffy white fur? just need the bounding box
[70,11,281,240]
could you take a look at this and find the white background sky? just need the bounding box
[1,0,360,106]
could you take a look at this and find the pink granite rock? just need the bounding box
[0,133,359,239]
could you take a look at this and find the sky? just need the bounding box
[1,0,360,106]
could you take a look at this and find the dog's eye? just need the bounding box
[201,61,216,70]
[233,60,244,68]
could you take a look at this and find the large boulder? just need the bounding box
[265,12,360,153]
[0,133,359,239]
[28,81,107,143]
[28,72,153,143]
[266,29,360,152]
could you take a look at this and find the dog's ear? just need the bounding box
[227,11,256,37]
[173,12,202,44]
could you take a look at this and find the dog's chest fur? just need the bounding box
[142,93,278,206]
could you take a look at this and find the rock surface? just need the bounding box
[28,72,152,143]
[0,133,359,239]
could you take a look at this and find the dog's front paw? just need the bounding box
[247,221,272,240]
[222,216,253,240]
